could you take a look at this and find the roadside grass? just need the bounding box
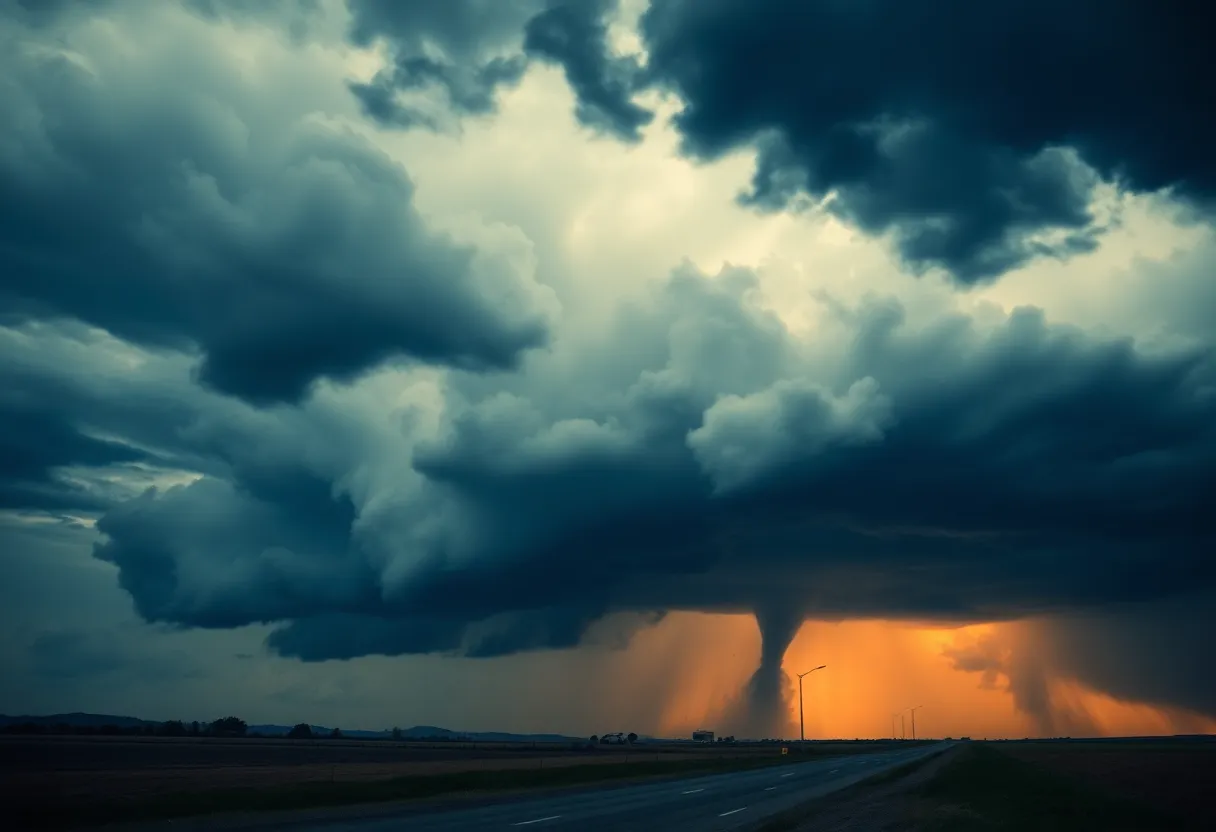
[909,743,1183,831]
[756,747,950,832]
[16,752,816,829]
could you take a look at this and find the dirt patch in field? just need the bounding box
[999,742,1216,831]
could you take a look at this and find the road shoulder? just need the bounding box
[756,744,959,831]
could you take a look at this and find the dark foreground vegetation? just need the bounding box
[909,742,1182,831]
[758,738,1213,832]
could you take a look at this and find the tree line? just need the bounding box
[1,716,344,739]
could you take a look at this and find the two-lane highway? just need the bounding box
[283,742,952,832]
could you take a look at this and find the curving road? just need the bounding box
[283,742,952,832]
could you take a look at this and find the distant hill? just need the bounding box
[398,725,578,743]
[0,713,156,729]
[250,724,578,742]
[0,713,579,743]
[247,724,388,739]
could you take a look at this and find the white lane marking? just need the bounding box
[682,788,705,794]
[512,816,561,826]
[764,786,777,791]
[780,772,794,777]
[719,807,747,817]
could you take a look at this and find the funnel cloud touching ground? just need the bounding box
[1,0,1214,737]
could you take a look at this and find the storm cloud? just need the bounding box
[347,0,647,138]
[0,4,555,404]
[34,266,1215,665]
[633,0,1214,282]
[945,591,1216,735]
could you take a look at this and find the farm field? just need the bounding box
[0,736,680,799]
[765,739,1216,832]
[999,740,1216,831]
[0,735,914,827]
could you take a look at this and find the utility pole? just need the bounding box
[901,713,906,739]
[796,665,827,742]
[909,706,923,741]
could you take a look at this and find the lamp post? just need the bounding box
[891,713,901,741]
[797,665,827,742]
[908,705,923,741]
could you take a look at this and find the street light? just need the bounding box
[796,665,827,742]
[908,705,924,741]
[891,712,902,741]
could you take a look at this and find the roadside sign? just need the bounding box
[781,747,788,755]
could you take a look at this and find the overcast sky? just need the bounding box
[2,0,1213,740]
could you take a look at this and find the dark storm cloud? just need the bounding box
[0,406,142,511]
[945,591,1216,732]
[266,605,640,661]
[635,0,1215,282]
[76,263,1216,715]
[524,0,651,141]
[1044,591,1216,721]
[346,0,647,137]
[345,0,541,127]
[93,477,375,629]
[0,8,553,405]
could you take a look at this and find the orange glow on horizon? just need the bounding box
[622,613,1215,740]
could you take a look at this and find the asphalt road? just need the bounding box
[285,742,952,832]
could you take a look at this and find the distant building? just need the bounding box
[692,730,714,743]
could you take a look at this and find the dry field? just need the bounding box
[999,740,1216,830]
[0,735,765,801]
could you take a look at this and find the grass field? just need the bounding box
[909,742,1200,831]
[753,738,1214,832]
[997,740,1216,831]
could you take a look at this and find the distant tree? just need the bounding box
[189,721,201,736]
[160,720,187,737]
[330,727,343,739]
[627,733,638,744]
[589,735,599,745]
[391,726,403,741]
[287,723,313,740]
[209,716,248,737]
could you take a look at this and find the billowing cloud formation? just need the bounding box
[346,0,534,128]
[945,590,1216,735]
[524,0,651,141]
[635,0,1214,282]
[11,264,1212,662]
[347,0,646,138]
[0,4,554,403]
